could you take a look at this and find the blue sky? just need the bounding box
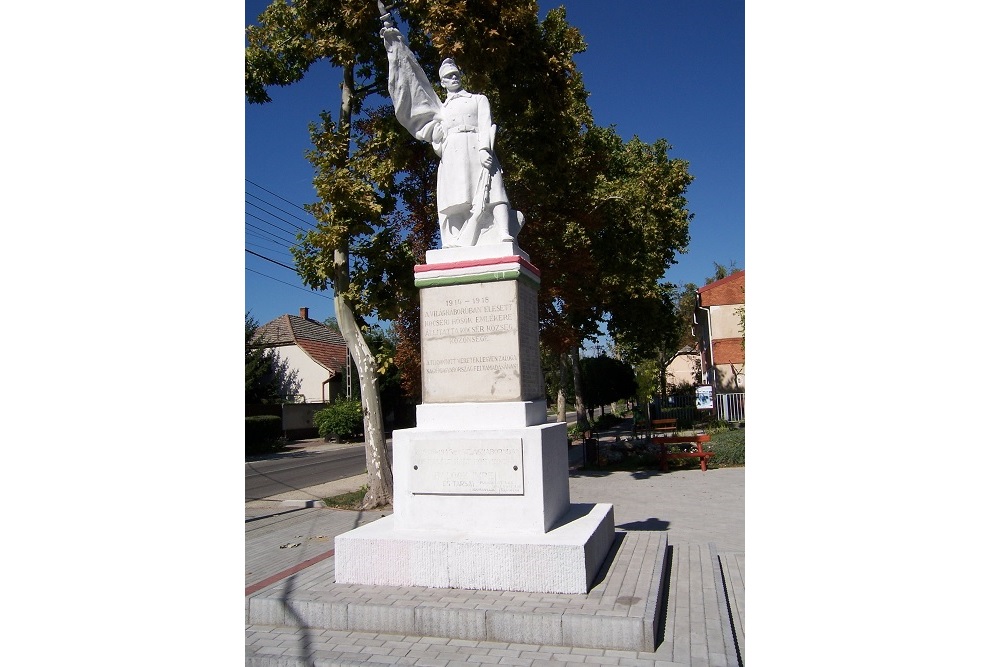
[245,0,745,327]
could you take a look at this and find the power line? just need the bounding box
[246,267,329,297]
[245,192,315,233]
[245,179,332,307]
[246,248,297,272]
[246,240,291,254]
[245,231,292,248]
[245,210,299,239]
[246,178,316,215]
[245,197,313,235]
[245,217,298,245]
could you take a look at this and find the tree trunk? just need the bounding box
[332,62,392,509]
[556,353,567,423]
[658,350,667,402]
[569,346,589,431]
[332,279,393,508]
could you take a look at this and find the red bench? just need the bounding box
[650,433,713,472]
[651,418,678,434]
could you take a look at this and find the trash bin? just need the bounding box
[584,437,599,467]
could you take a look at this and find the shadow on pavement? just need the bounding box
[617,517,670,531]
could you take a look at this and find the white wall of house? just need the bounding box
[665,353,700,388]
[694,305,745,390]
[707,304,743,338]
[271,345,333,403]
[715,363,745,392]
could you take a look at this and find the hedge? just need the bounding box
[246,415,282,456]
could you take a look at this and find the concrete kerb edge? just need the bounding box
[708,541,742,667]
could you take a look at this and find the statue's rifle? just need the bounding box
[460,124,497,245]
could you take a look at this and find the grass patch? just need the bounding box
[323,485,368,509]
[705,428,745,466]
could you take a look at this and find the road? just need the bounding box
[245,444,382,500]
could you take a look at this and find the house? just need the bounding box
[251,307,350,403]
[693,271,745,392]
[664,345,701,390]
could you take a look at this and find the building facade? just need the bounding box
[693,271,745,392]
[251,307,350,403]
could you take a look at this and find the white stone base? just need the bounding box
[334,503,615,594]
[391,422,569,534]
[416,400,547,429]
[426,242,529,264]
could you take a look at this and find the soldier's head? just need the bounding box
[439,58,463,93]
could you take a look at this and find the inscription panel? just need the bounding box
[421,281,527,402]
[410,437,524,495]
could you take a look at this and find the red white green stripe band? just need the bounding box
[414,255,541,288]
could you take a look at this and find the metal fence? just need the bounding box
[651,392,745,425]
[716,392,745,423]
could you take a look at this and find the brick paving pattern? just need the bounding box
[246,446,744,667]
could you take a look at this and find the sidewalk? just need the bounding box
[246,431,744,666]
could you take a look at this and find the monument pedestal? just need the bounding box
[334,253,615,594]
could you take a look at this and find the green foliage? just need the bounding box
[314,397,364,440]
[247,1,695,444]
[579,355,637,410]
[245,415,284,456]
[706,261,742,285]
[607,283,679,365]
[706,428,745,467]
[705,419,735,432]
[246,312,282,403]
[633,358,659,404]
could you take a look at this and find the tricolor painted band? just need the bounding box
[415,255,541,278]
[414,270,540,288]
[417,260,522,281]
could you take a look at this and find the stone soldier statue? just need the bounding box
[378,4,525,248]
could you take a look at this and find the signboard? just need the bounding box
[696,385,714,410]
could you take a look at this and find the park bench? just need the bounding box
[651,418,678,434]
[650,433,713,472]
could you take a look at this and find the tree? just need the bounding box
[247,1,695,500]
[246,312,280,402]
[246,312,300,403]
[706,261,742,284]
[247,0,401,508]
[579,354,637,419]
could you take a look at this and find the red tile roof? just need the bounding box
[252,315,349,375]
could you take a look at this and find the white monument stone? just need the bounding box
[335,253,615,593]
[333,5,615,594]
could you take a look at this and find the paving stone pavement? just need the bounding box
[246,441,744,667]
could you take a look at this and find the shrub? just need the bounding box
[706,428,745,466]
[246,415,283,456]
[314,397,364,441]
